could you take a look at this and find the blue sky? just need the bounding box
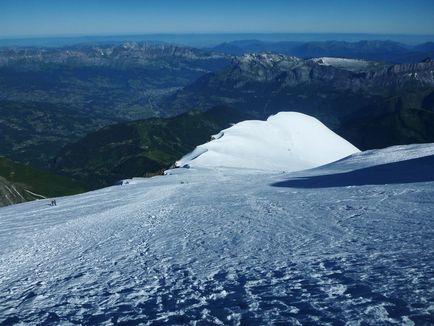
[1,0,433,38]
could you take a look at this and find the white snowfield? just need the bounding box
[1,135,434,323]
[310,57,374,71]
[176,112,360,172]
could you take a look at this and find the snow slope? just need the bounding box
[176,112,360,172]
[1,143,434,325]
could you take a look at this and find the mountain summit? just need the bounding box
[176,112,360,171]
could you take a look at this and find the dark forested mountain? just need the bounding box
[0,43,230,168]
[52,107,248,188]
[0,156,86,207]
[210,40,434,63]
[338,108,434,150]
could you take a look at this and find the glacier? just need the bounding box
[310,57,374,71]
[0,117,434,324]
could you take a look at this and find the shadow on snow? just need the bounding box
[272,154,434,188]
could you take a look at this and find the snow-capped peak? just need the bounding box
[310,57,373,71]
[176,112,360,172]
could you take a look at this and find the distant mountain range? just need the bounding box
[209,40,434,63]
[1,41,434,202]
[52,54,434,188]
[167,54,434,132]
[2,41,433,170]
[0,42,227,68]
[1,33,433,48]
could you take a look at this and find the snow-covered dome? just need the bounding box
[176,112,360,172]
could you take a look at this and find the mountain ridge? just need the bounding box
[0,42,227,68]
[167,53,434,143]
[210,40,434,63]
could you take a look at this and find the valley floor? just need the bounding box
[0,144,434,325]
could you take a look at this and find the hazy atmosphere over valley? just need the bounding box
[0,1,434,325]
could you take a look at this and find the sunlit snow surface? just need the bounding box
[310,57,375,71]
[1,144,434,325]
[176,112,360,172]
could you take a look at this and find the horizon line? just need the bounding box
[1,31,434,41]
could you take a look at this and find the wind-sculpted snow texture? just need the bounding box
[1,144,434,325]
[176,112,360,172]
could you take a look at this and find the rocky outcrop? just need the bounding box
[0,176,39,207]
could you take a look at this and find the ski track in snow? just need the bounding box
[0,145,434,325]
